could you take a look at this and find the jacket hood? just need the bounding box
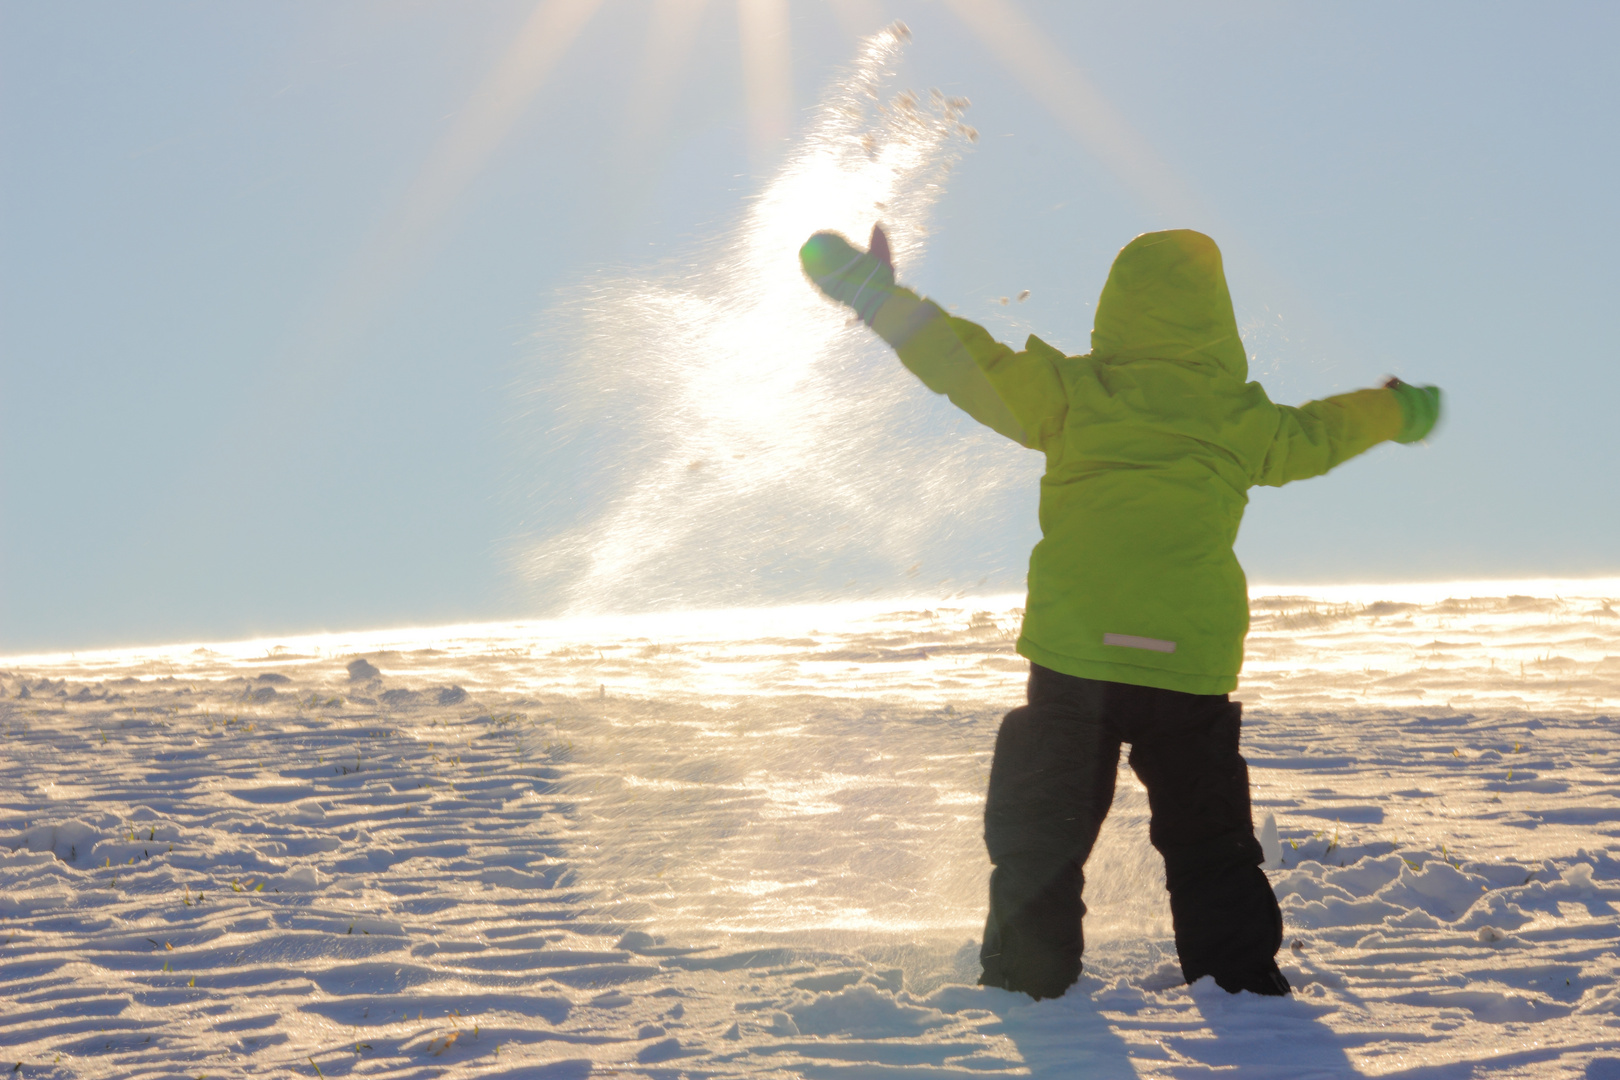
[1090,229,1247,379]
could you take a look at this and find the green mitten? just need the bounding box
[1384,378,1442,443]
[800,225,895,325]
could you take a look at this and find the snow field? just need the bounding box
[2,583,1619,1077]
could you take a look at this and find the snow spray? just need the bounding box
[509,24,1039,617]
[508,26,1173,985]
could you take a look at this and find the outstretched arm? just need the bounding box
[871,290,1037,448]
[800,226,1058,450]
[874,294,1067,453]
[1253,379,1442,487]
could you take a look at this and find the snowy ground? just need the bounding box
[3,580,1620,1079]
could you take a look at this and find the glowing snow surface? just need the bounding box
[3,580,1620,1077]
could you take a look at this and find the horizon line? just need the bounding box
[5,574,1618,669]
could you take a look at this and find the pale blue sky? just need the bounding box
[3,1,1616,652]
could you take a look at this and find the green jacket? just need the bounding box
[871,229,1404,695]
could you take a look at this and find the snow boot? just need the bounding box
[979,696,1117,1000]
[978,858,1083,999]
[1214,961,1292,996]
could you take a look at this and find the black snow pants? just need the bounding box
[978,664,1286,999]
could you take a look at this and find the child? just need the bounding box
[800,225,1440,999]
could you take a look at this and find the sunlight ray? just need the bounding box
[737,0,794,167]
[938,0,1367,395]
[940,0,1204,223]
[622,0,711,153]
[289,0,608,375]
